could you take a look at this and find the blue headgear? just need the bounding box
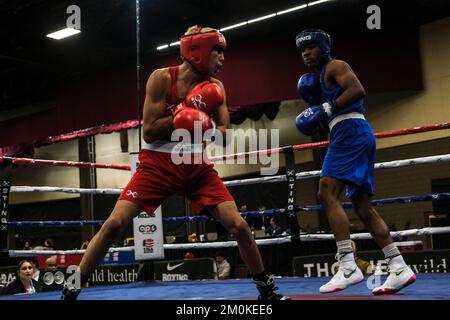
[295,29,331,61]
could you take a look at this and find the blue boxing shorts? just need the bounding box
[321,118,375,198]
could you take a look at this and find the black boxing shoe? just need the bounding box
[61,283,81,300]
[253,275,291,300]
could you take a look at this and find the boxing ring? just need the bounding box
[1,122,450,300]
[1,274,449,300]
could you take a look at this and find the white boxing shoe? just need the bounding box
[372,264,416,295]
[320,266,364,294]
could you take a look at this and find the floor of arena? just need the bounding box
[1,273,449,300]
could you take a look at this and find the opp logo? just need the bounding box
[138,224,157,234]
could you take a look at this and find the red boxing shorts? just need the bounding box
[118,149,234,214]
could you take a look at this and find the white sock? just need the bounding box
[382,243,400,258]
[336,240,356,269]
[382,243,406,269]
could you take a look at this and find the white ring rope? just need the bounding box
[10,154,450,193]
[10,186,122,195]
[225,154,450,187]
[8,226,450,257]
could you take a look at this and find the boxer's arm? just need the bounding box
[142,69,174,143]
[210,78,230,141]
[328,60,366,110]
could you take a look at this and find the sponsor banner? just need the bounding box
[1,264,141,292]
[293,249,450,277]
[0,266,16,286]
[130,152,164,260]
[154,258,217,281]
[89,264,141,286]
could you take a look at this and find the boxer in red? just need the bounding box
[61,26,289,300]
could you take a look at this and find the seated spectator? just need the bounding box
[188,233,198,242]
[215,251,231,280]
[41,256,64,292]
[44,256,58,272]
[5,260,42,295]
[265,217,283,237]
[43,239,54,250]
[30,258,40,282]
[184,251,195,260]
[22,240,32,250]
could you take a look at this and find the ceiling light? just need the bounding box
[247,13,277,24]
[156,0,335,50]
[276,4,307,15]
[308,0,333,8]
[220,22,248,32]
[156,44,169,50]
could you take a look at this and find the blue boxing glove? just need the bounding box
[297,73,322,105]
[295,101,337,136]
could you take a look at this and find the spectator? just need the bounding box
[215,251,231,280]
[259,206,270,231]
[241,204,261,231]
[187,233,198,242]
[30,258,40,282]
[22,240,32,251]
[184,252,195,260]
[265,217,283,237]
[43,239,54,250]
[44,256,58,272]
[4,260,42,295]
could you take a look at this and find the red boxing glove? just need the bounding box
[173,108,215,134]
[172,81,224,117]
[186,81,224,115]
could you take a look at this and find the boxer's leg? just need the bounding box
[208,201,290,300]
[79,200,141,276]
[61,200,142,300]
[318,177,364,293]
[351,192,392,248]
[208,201,264,274]
[351,192,416,294]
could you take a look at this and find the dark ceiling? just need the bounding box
[0,0,449,113]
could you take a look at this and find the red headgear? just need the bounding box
[180,27,227,74]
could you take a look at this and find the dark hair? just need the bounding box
[44,239,54,247]
[215,250,226,258]
[17,259,34,272]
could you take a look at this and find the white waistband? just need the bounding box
[142,140,204,153]
[329,112,366,131]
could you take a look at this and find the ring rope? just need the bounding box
[225,154,450,186]
[2,122,449,169]
[10,154,450,193]
[8,192,450,226]
[10,186,122,194]
[210,122,450,162]
[8,226,450,257]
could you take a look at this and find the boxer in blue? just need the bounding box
[295,29,416,294]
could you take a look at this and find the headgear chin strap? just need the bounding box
[180,27,227,74]
[295,29,331,62]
